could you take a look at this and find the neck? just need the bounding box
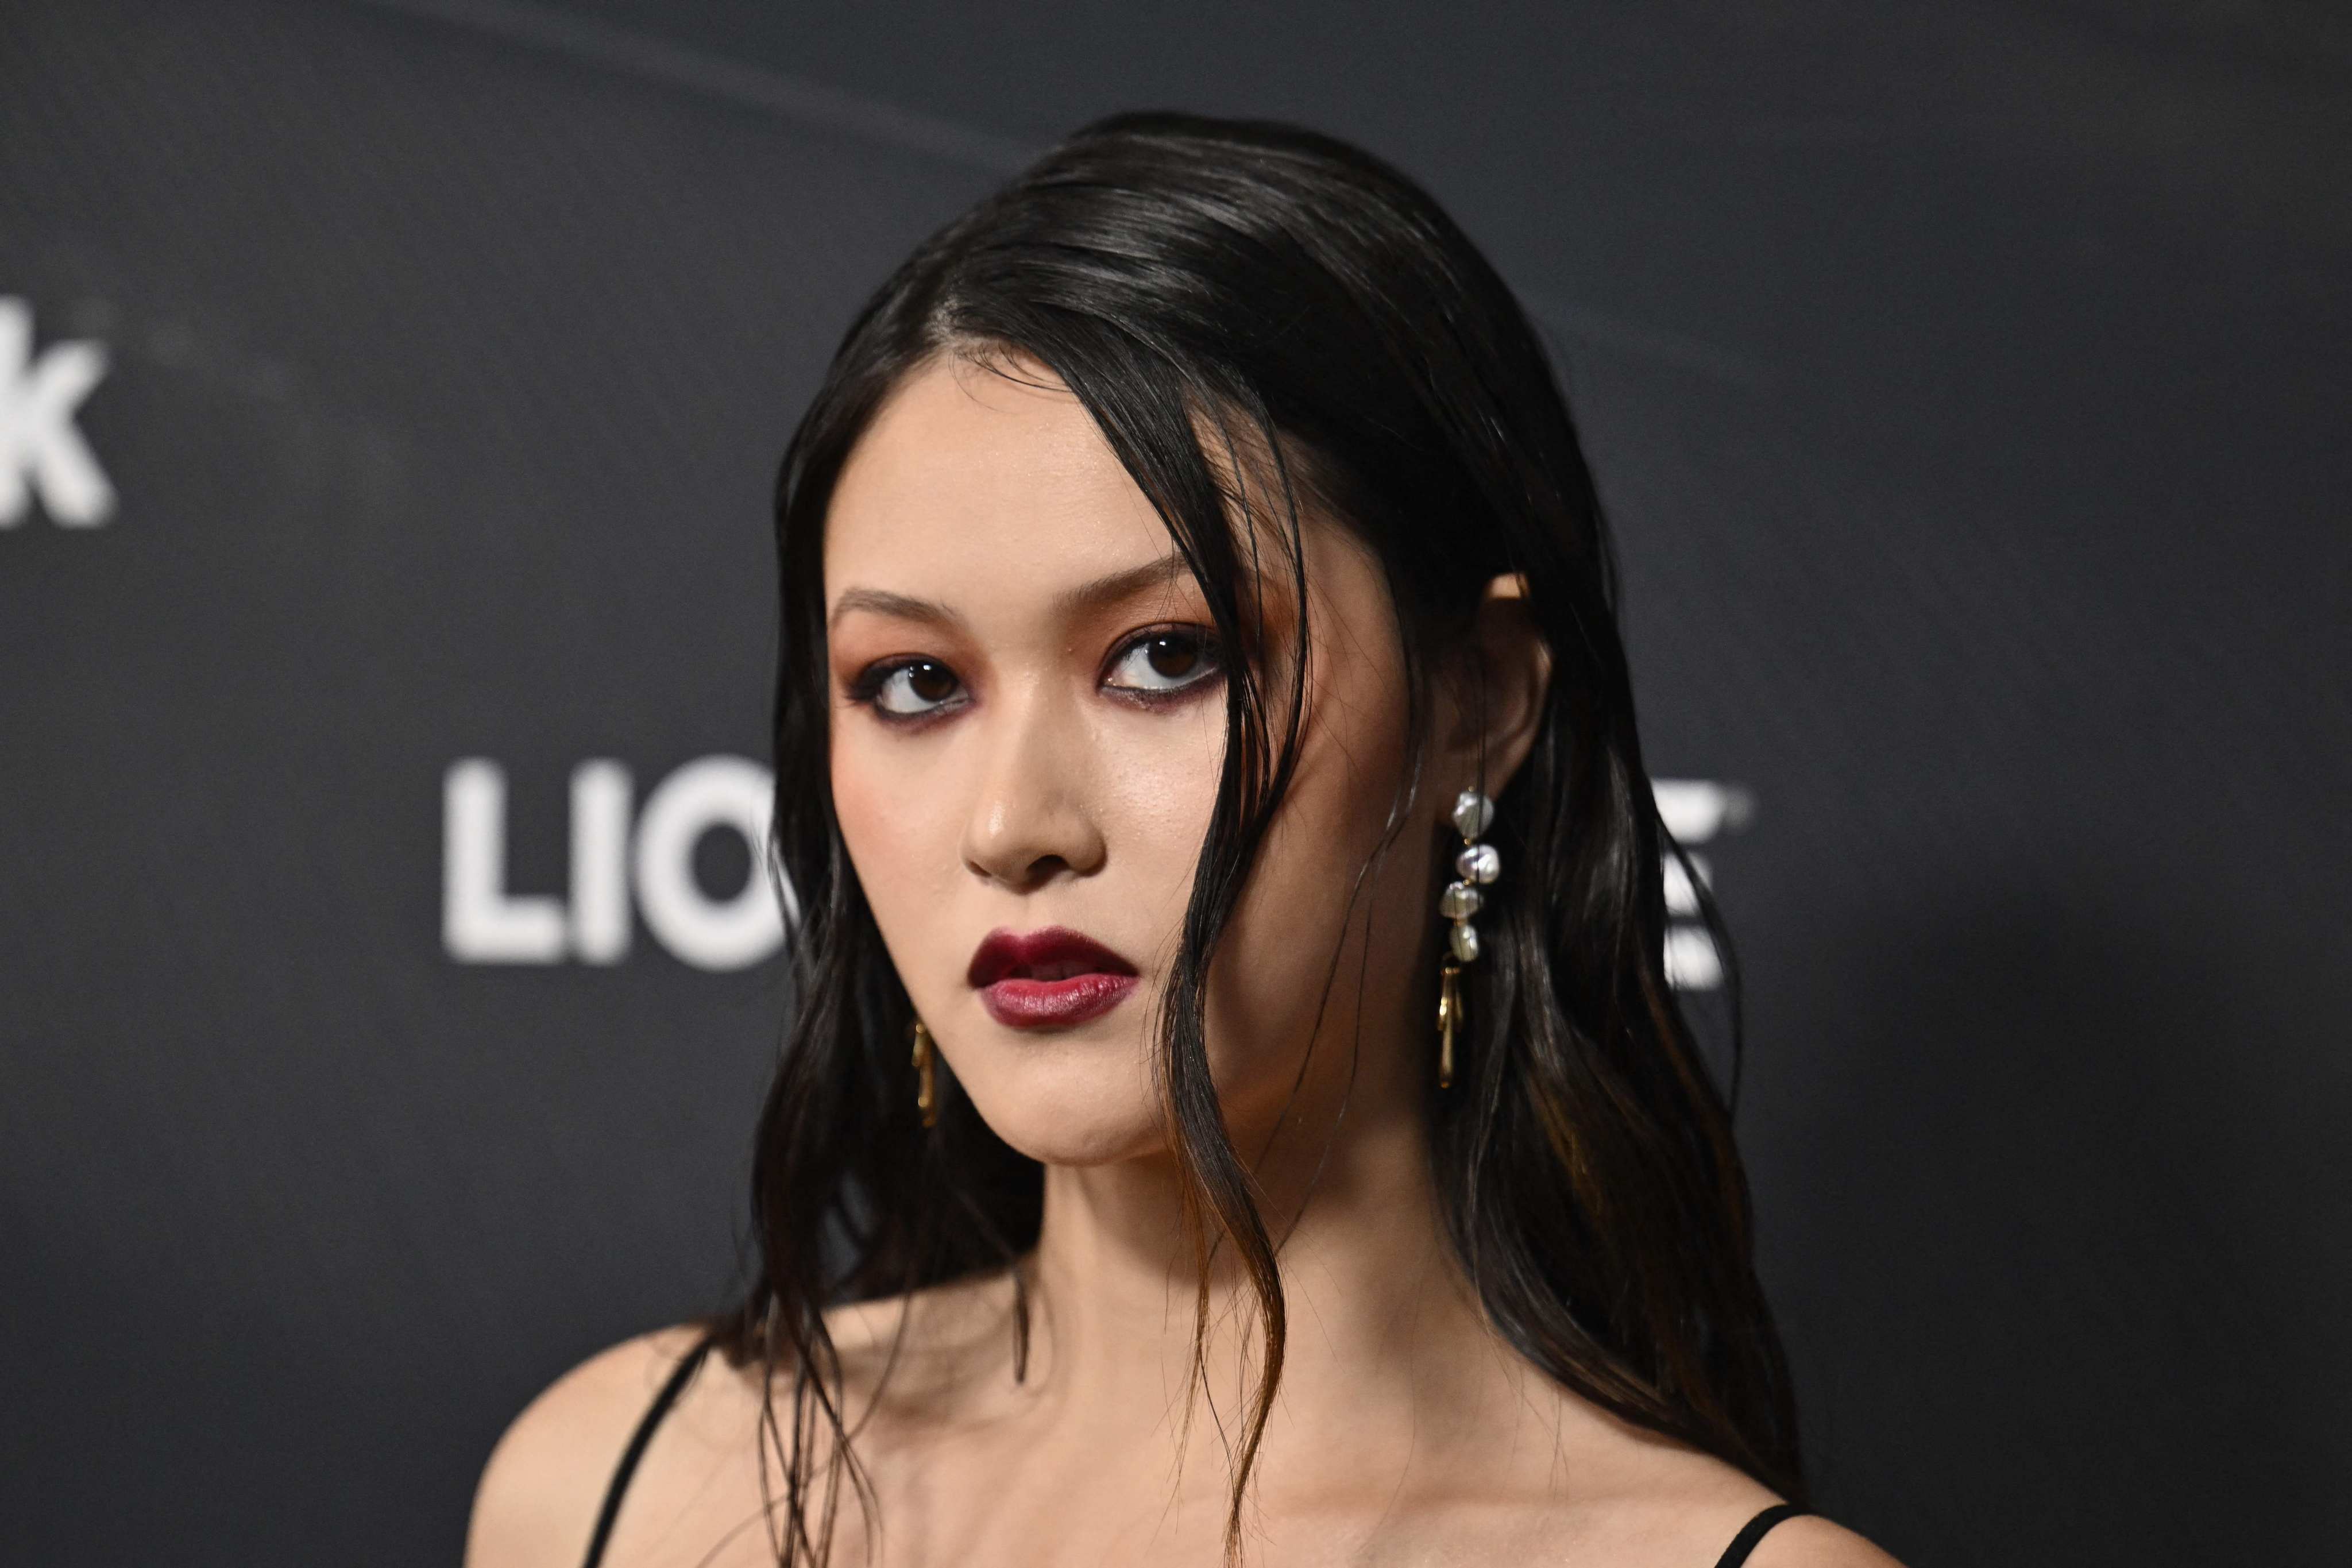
[1015,1068,1497,1459]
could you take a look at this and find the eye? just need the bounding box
[1104,627,1224,700]
[852,657,965,719]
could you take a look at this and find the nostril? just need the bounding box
[1021,851,1077,889]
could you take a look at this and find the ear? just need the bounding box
[1432,572,1553,812]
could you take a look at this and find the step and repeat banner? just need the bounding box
[3,2,2343,1564]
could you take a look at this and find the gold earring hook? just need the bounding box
[1436,958,1462,1089]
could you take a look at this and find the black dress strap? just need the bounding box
[580,1328,719,1568]
[1712,1503,1808,1568]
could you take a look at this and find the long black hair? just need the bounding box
[711,109,1801,1563]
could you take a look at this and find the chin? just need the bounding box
[954,1034,1168,1168]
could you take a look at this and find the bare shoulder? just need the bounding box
[462,1276,1017,1566]
[1469,1381,1905,1568]
[1747,1513,1907,1568]
[462,1324,741,1568]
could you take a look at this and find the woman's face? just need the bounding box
[823,353,1457,1168]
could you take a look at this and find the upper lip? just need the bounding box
[967,925,1140,987]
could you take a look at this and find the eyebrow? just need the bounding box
[827,550,1196,632]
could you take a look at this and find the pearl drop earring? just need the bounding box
[1438,787,1497,1089]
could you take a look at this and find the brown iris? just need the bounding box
[903,659,957,702]
[1141,634,1202,680]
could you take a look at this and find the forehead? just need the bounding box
[824,354,1172,593]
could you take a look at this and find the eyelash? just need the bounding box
[845,625,1225,727]
[844,659,965,725]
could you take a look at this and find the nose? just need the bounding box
[959,676,1107,893]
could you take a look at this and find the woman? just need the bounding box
[466,113,1902,1568]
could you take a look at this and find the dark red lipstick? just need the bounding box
[967,925,1140,1029]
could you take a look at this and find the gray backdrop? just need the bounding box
[2,2,2345,1563]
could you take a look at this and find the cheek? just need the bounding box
[828,723,958,923]
[1208,639,1418,1074]
[1095,703,1226,873]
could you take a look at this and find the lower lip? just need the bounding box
[979,972,1140,1029]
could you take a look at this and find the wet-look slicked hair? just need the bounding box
[712,109,1802,1564]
